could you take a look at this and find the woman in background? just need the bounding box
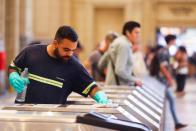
[174,46,188,97]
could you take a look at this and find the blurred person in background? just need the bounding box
[73,41,83,60]
[98,21,142,86]
[149,45,164,77]
[132,42,148,77]
[28,41,42,46]
[174,46,188,97]
[150,34,187,130]
[0,38,6,94]
[144,45,156,69]
[84,32,118,81]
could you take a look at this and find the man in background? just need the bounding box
[98,21,142,86]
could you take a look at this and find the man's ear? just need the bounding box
[125,30,130,36]
[53,40,58,47]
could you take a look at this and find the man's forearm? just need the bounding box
[160,65,173,82]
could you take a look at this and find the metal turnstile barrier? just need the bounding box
[0,76,166,131]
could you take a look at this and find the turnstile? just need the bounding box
[0,108,150,131]
[66,76,166,131]
[0,76,166,131]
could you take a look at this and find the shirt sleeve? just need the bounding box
[72,61,97,97]
[89,51,96,63]
[157,50,169,66]
[115,43,136,83]
[9,47,28,73]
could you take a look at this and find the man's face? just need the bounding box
[127,27,141,44]
[53,39,77,61]
[99,40,110,52]
[169,39,176,46]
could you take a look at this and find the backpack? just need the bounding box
[149,45,164,76]
[149,53,160,76]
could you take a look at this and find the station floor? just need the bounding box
[0,78,196,131]
[165,78,196,131]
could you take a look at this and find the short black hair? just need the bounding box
[54,25,78,42]
[165,34,176,44]
[122,21,141,35]
[178,46,187,54]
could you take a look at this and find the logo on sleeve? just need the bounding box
[56,77,65,82]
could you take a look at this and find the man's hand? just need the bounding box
[93,91,109,104]
[9,72,30,93]
[90,86,110,104]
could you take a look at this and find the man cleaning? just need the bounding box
[8,25,109,104]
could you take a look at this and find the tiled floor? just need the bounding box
[165,78,196,131]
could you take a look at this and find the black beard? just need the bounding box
[53,48,71,62]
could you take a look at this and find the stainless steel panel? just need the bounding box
[0,122,116,131]
[2,104,119,114]
[0,76,166,131]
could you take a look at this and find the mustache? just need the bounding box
[63,56,71,59]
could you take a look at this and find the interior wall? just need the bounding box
[0,0,6,90]
[5,0,20,64]
[156,1,196,27]
[71,0,146,61]
[3,0,196,65]
[0,0,5,39]
[94,7,124,45]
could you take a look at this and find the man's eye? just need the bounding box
[63,48,72,51]
[64,49,70,51]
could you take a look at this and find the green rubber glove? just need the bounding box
[93,91,109,104]
[9,72,30,93]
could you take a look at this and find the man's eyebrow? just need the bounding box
[63,47,76,51]
[63,47,71,49]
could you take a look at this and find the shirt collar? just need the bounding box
[122,35,132,48]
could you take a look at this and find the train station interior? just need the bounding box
[1,0,196,131]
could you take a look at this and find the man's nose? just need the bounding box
[64,51,73,56]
